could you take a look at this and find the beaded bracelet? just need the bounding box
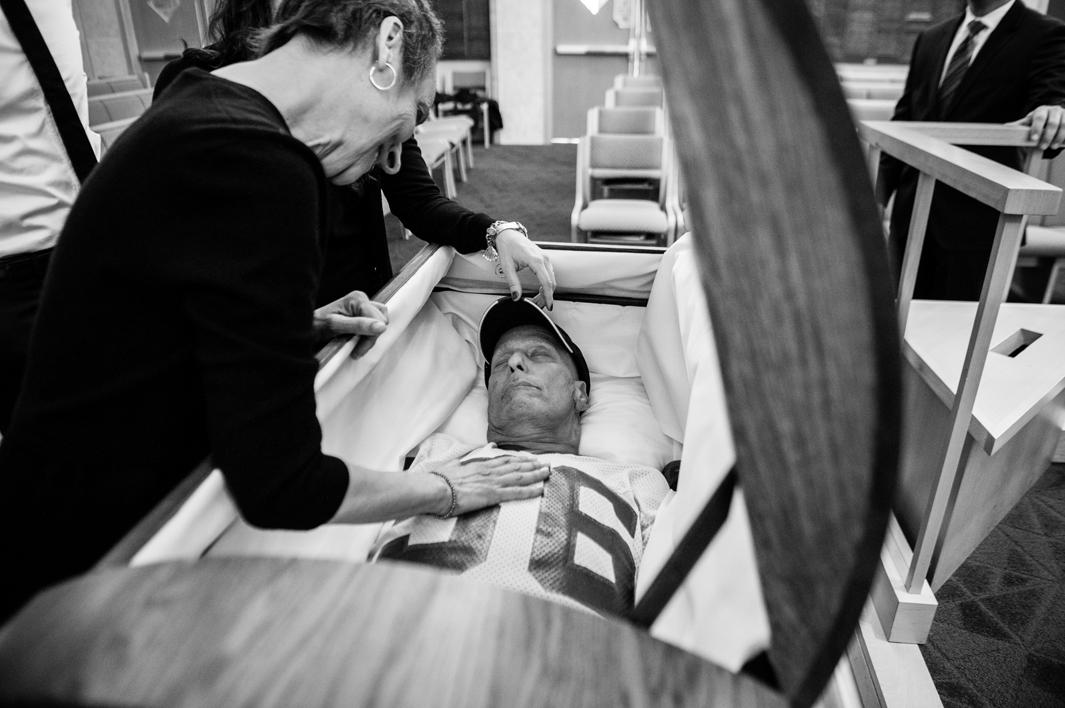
[429,470,457,519]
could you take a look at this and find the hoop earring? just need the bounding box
[369,62,397,91]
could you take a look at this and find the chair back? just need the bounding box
[579,134,668,211]
[86,75,146,97]
[846,98,895,123]
[588,134,664,172]
[451,69,489,95]
[614,74,663,89]
[88,89,152,127]
[588,106,663,135]
[95,117,137,153]
[439,67,491,98]
[606,87,664,108]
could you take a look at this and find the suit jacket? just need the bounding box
[879,2,1065,253]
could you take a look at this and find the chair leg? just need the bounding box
[482,103,490,149]
[443,152,457,199]
[465,133,474,168]
[1044,257,1065,304]
[455,142,468,183]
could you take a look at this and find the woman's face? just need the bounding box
[321,64,437,186]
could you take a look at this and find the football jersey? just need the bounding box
[371,434,670,616]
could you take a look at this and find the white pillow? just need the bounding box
[580,374,676,469]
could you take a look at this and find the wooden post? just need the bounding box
[905,213,1026,591]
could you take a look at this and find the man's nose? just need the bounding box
[507,352,527,372]
[377,140,403,175]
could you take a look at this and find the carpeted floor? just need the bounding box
[384,144,575,273]
[922,462,1065,708]
[386,143,1065,706]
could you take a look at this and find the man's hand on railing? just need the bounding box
[1008,104,1065,152]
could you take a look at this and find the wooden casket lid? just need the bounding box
[0,558,785,707]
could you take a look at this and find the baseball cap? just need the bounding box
[479,297,591,393]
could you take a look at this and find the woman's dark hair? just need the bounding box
[205,0,277,64]
[258,0,444,86]
[165,0,274,76]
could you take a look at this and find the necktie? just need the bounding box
[937,19,987,113]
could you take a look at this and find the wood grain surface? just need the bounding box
[0,558,785,708]
[648,1,900,706]
[859,122,1061,215]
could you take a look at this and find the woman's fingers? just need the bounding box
[501,257,522,300]
[525,256,556,309]
[497,482,546,502]
[443,457,552,515]
[313,289,389,340]
[327,315,387,338]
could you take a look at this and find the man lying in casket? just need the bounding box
[371,298,670,616]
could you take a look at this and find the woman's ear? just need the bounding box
[374,16,405,68]
[573,381,590,413]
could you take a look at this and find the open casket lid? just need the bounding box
[645,1,900,705]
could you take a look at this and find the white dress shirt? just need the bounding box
[940,0,1017,86]
[0,0,99,259]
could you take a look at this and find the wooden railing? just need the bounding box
[858,121,1061,593]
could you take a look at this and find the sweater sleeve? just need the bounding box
[169,128,349,529]
[381,137,494,253]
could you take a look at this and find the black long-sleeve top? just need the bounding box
[156,52,495,305]
[0,70,350,609]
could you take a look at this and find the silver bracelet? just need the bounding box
[428,470,457,519]
[483,220,528,262]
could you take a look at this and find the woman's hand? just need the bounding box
[313,290,389,358]
[432,454,551,516]
[494,228,557,309]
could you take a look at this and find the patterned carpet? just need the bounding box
[385,144,576,272]
[922,463,1065,707]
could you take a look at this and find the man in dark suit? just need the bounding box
[877,0,1065,301]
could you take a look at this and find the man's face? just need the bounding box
[486,325,587,431]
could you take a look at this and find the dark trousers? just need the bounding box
[890,224,992,302]
[912,239,992,301]
[0,247,51,433]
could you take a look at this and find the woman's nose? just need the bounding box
[377,140,403,175]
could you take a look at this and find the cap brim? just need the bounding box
[479,297,591,392]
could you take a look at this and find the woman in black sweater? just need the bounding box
[0,0,550,619]
[154,0,555,307]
